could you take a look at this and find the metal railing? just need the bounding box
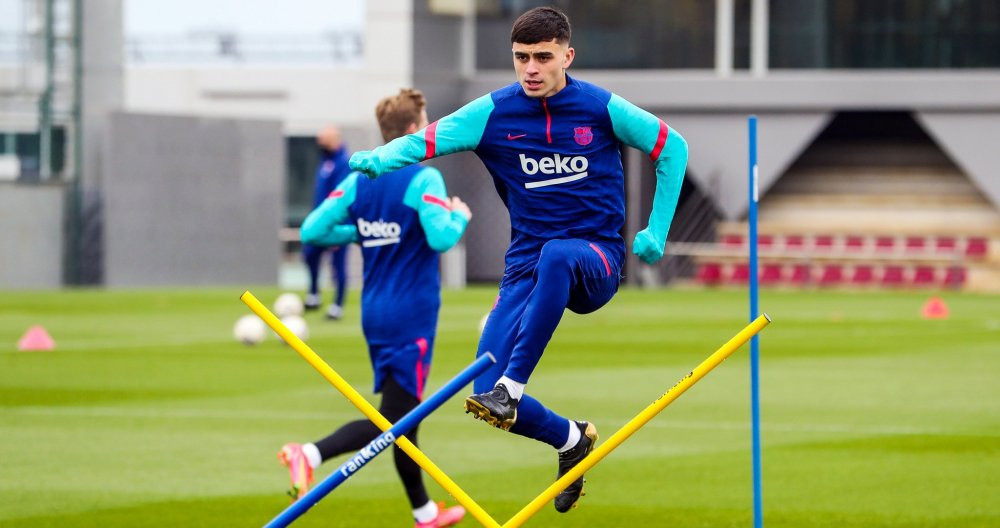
[124,32,364,65]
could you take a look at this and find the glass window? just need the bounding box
[770,0,1000,68]
[475,0,716,69]
[2,128,66,181]
[286,136,319,226]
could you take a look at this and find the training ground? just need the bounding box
[1,287,998,527]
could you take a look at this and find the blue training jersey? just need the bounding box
[300,165,469,346]
[351,165,441,345]
[349,74,689,281]
[471,78,627,278]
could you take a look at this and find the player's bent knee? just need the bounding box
[537,241,577,275]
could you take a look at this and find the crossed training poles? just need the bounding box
[242,291,771,528]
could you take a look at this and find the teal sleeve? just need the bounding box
[300,173,360,246]
[607,94,689,264]
[349,94,495,178]
[307,224,358,247]
[403,167,470,253]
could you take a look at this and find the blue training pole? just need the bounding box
[748,115,763,528]
[265,352,496,528]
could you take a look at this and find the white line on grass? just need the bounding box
[9,406,996,437]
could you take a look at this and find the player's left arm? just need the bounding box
[404,167,471,253]
[607,94,689,264]
[301,173,360,246]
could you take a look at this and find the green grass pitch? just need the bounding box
[1,287,998,527]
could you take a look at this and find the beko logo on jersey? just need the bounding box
[519,153,589,189]
[519,153,588,175]
[357,218,401,247]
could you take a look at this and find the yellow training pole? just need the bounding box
[503,313,772,528]
[241,291,502,528]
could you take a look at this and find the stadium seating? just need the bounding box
[682,139,999,291]
[722,234,744,248]
[730,263,750,283]
[687,229,993,290]
[696,262,723,285]
[875,236,896,253]
[851,265,875,285]
[943,266,967,288]
[912,265,936,286]
[966,237,988,258]
[785,235,805,251]
[905,236,926,253]
[935,236,957,254]
[819,264,844,286]
[789,264,812,285]
[759,263,784,285]
[881,265,906,287]
[814,235,835,252]
[845,235,865,252]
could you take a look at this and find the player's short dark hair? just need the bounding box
[375,88,426,142]
[510,7,571,45]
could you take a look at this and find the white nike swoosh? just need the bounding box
[524,172,588,189]
[362,238,401,247]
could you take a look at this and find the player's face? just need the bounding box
[512,39,574,99]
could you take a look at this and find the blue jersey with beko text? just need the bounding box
[350,165,440,345]
[349,74,689,281]
[300,164,470,346]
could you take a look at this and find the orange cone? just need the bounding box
[17,325,55,351]
[921,297,949,320]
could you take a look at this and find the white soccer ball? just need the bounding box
[280,314,310,342]
[274,293,305,318]
[233,315,267,346]
[478,313,490,334]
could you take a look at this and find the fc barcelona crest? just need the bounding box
[573,126,593,146]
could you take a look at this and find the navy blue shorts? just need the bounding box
[370,336,434,400]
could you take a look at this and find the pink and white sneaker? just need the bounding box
[277,443,313,500]
[415,502,466,528]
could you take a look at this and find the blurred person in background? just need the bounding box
[280,88,472,528]
[303,125,351,319]
[349,6,688,513]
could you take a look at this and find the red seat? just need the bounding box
[913,266,936,285]
[784,235,805,251]
[819,264,844,285]
[730,263,750,283]
[905,237,926,253]
[851,265,875,285]
[721,234,744,247]
[881,265,905,286]
[935,236,957,254]
[965,237,988,258]
[943,266,966,288]
[814,235,835,251]
[696,262,723,285]
[757,235,775,251]
[789,264,811,285]
[875,236,896,252]
[759,263,783,284]
[844,235,865,252]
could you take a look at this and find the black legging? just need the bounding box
[313,377,428,508]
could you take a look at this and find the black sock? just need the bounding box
[312,378,430,509]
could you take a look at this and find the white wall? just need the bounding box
[124,0,413,136]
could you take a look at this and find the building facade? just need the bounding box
[2,0,998,288]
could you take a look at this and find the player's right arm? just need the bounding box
[349,94,495,178]
[404,167,472,252]
[300,173,360,246]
